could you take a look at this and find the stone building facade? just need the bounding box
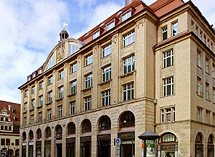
[18,0,215,156]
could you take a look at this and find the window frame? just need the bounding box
[172,22,178,36]
[123,82,134,101]
[163,76,174,97]
[84,96,91,111]
[70,80,77,95]
[71,62,78,74]
[70,101,75,114]
[85,54,93,66]
[102,89,111,107]
[85,73,93,89]
[102,66,112,82]
[123,56,135,74]
[162,26,168,40]
[163,50,174,68]
[102,44,112,58]
[123,31,135,47]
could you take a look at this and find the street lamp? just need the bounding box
[138,129,160,157]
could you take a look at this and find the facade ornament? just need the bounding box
[112,33,118,44]
[136,18,145,29]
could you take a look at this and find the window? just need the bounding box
[197,107,203,122]
[212,64,215,78]
[48,76,53,85]
[70,81,77,95]
[102,66,111,82]
[47,91,53,103]
[1,139,5,145]
[39,95,43,106]
[6,139,10,145]
[106,21,115,31]
[24,117,27,126]
[191,20,194,31]
[161,107,175,123]
[69,44,79,55]
[31,86,35,94]
[121,11,131,22]
[59,70,64,80]
[58,106,63,118]
[204,34,206,43]
[31,115,34,124]
[93,31,100,39]
[124,56,135,74]
[85,54,93,66]
[45,55,55,70]
[102,89,111,106]
[213,88,215,103]
[70,101,75,114]
[213,113,215,125]
[211,42,213,50]
[58,86,64,99]
[47,109,52,120]
[163,77,174,97]
[207,38,210,47]
[195,25,199,36]
[85,73,93,89]
[25,90,28,97]
[172,22,178,36]
[161,109,165,123]
[24,103,28,112]
[197,77,202,96]
[162,26,168,40]
[197,51,201,67]
[31,99,35,110]
[84,96,91,111]
[123,82,134,101]
[163,50,173,68]
[123,31,135,47]
[38,112,42,123]
[39,81,44,90]
[200,30,203,40]
[71,62,78,74]
[205,57,210,74]
[206,110,211,124]
[205,82,210,100]
[15,139,19,146]
[102,44,112,57]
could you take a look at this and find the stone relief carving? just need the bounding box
[136,18,145,29]
[112,33,118,44]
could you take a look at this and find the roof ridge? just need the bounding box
[0,100,20,105]
[151,0,175,12]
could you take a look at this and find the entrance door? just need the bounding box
[80,141,91,157]
[120,143,135,157]
[22,146,26,157]
[97,140,110,157]
[66,143,75,157]
[57,144,62,157]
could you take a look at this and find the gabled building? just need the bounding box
[0,100,20,157]
[19,0,215,156]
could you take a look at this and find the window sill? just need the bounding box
[29,108,34,112]
[84,63,93,67]
[161,94,175,98]
[206,98,211,102]
[67,93,76,97]
[56,97,63,101]
[99,79,112,86]
[197,65,202,70]
[162,65,174,69]
[37,105,43,109]
[82,87,92,92]
[206,72,210,75]
[119,70,136,78]
[23,111,27,114]
[46,102,52,106]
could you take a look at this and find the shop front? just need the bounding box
[118,132,135,157]
[22,143,26,157]
[195,132,203,157]
[208,134,214,157]
[66,138,75,157]
[44,140,51,157]
[36,141,42,157]
[97,134,111,157]
[80,136,91,157]
[28,141,34,157]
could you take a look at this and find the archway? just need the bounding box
[36,129,42,157]
[44,127,51,157]
[22,132,27,157]
[97,116,111,157]
[118,111,135,157]
[66,122,76,157]
[55,125,63,157]
[195,132,204,157]
[208,134,214,157]
[80,119,91,157]
[28,130,34,157]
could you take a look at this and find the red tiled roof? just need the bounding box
[0,100,20,126]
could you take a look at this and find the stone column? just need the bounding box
[76,55,82,113]
[33,132,37,157]
[53,70,57,119]
[41,129,45,157]
[91,126,97,157]
[63,63,69,116]
[51,127,55,157]
[75,125,81,157]
[111,119,118,157]
[42,76,47,121]
[26,133,29,157]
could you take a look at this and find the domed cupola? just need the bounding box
[59,23,69,41]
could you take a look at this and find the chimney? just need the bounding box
[125,0,141,6]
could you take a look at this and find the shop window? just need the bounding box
[98,116,111,131]
[208,134,214,157]
[119,111,135,128]
[82,119,91,133]
[37,129,42,139]
[67,122,76,135]
[195,132,204,157]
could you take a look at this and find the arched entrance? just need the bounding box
[55,125,63,157]
[15,149,19,157]
[8,149,13,157]
[208,134,214,157]
[158,133,178,157]
[22,132,27,157]
[28,130,34,157]
[80,119,91,157]
[1,148,7,157]
[97,116,111,157]
[195,132,204,157]
[36,129,42,157]
[118,111,135,157]
[66,122,76,157]
[44,127,51,157]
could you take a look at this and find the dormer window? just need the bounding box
[106,20,115,31]
[69,44,79,55]
[32,72,37,78]
[121,10,132,22]
[93,30,100,40]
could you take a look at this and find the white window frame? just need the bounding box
[93,31,100,39]
[70,101,75,114]
[121,11,132,22]
[47,109,52,120]
[84,96,91,111]
[39,82,44,90]
[58,86,64,99]
[102,89,111,106]
[69,44,79,55]
[163,77,174,97]
[123,31,135,47]
[123,82,134,101]
[102,44,112,57]
[48,91,53,103]
[102,66,112,82]
[172,22,178,36]
[163,50,173,68]
[39,95,43,107]
[161,109,165,123]
[70,81,77,95]
[106,21,115,31]
[71,63,78,74]
[48,76,53,85]
[58,106,63,118]
[59,70,64,80]
[162,26,168,40]
[85,74,93,89]
[124,56,135,74]
[85,54,93,66]
[31,86,35,94]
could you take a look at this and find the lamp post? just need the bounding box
[138,130,160,157]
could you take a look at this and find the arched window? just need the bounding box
[45,127,51,138]
[55,125,62,139]
[208,134,214,157]
[36,129,42,139]
[69,44,79,55]
[82,119,91,133]
[119,111,135,128]
[29,130,34,141]
[67,122,76,135]
[161,133,178,143]
[22,132,26,141]
[195,132,204,157]
[45,55,55,71]
[98,116,111,131]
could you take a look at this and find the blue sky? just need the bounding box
[0,0,214,103]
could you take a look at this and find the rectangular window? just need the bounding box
[31,86,35,94]
[197,51,201,67]
[200,30,203,40]
[1,139,5,145]
[31,115,34,124]
[59,70,64,80]
[121,11,131,22]
[71,62,78,74]
[172,22,178,36]
[191,20,194,31]
[195,25,199,36]
[25,90,28,97]
[161,109,165,123]
[39,95,43,107]
[206,110,211,124]
[197,107,203,122]
[102,89,111,106]
[124,56,135,74]
[85,73,93,89]
[213,113,215,125]
[161,107,175,123]
[162,26,168,40]
[70,81,77,95]
[24,117,27,126]
[69,44,79,55]
[102,66,112,82]
[166,108,172,122]
[58,106,63,118]
[211,42,213,50]
[31,99,35,110]
[207,39,210,47]
[48,76,53,85]
[204,34,206,43]
[6,139,10,145]
[47,109,52,120]
[39,81,44,90]
[85,54,93,66]
[102,44,112,57]
[163,77,174,97]
[197,77,202,96]
[163,50,173,68]
[48,91,53,103]
[39,112,42,123]
[93,31,100,39]
[106,21,115,31]
[123,31,135,47]
[70,101,75,114]
[205,82,210,100]
[84,96,91,111]
[58,86,64,99]
[205,57,209,73]
[123,82,134,101]
[212,64,215,78]
[24,103,28,112]
[15,139,19,146]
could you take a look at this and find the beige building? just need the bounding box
[18,0,215,156]
[0,100,20,157]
